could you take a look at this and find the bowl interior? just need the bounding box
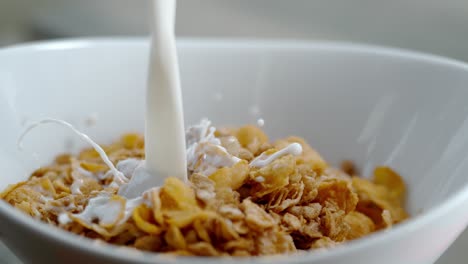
[1,39,468,218]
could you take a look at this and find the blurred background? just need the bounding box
[2,0,468,62]
[0,0,468,263]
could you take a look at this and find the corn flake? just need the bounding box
[2,125,410,257]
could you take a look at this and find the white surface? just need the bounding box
[1,39,468,263]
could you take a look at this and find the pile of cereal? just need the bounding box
[1,121,408,256]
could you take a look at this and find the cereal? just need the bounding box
[344,211,375,240]
[316,178,358,214]
[340,160,357,176]
[282,213,303,231]
[266,182,304,212]
[274,137,327,174]
[235,125,269,155]
[209,160,249,190]
[373,166,406,204]
[132,204,162,235]
[249,154,295,198]
[1,126,409,256]
[242,199,276,230]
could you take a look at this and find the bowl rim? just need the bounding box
[1,37,468,263]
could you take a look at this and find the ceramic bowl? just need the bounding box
[1,39,468,264]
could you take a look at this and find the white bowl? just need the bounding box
[1,39,468,264]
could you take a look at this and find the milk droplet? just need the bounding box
[257,118,265,127]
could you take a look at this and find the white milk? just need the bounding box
[250,143,303,168]
[144,0,187,182]
[18,118,127,185]
[114,0,187,197]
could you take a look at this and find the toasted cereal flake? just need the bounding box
[190,173,216,203]
[214,187,241,206]
[218,205,244,220]
[344,211,375,240]
[310,237,337,249]
[209,160,249,190]
[80,162,109,174]
[235,125,269,155]
[165,210,215,228]
[38,177,57,197]
[219,136,242,157]
[188,242,220,256]
[165,225,187,249]
[231,220,249,235]
[301,175,319,203]
[242,199,276,230]
[190,173,215,191]
[282,213,302,231]
[133,204,162,234]
[352,177,408,228]
[214,216,240,240]
[300,220,323,239]
[250,155,295,198]
[121,133,143,149]
[55,154,72,165]
[267,182,304,212]
[145,190,163,227]
[256,230,296,255]
[288,204,322,221]
[315,179,358,213]
[160,177,198,211]
[232,250,251,256]
[224,238,254,252]
[0,182,27,199]
[2,122,410,256]
[134,235,163,251]
[373,166,406,203]
[185,229,198,244]
[193,219,212,243]
[320,203,348,241]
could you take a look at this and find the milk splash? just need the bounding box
[250,143,303,168]
[18,118,126,184]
